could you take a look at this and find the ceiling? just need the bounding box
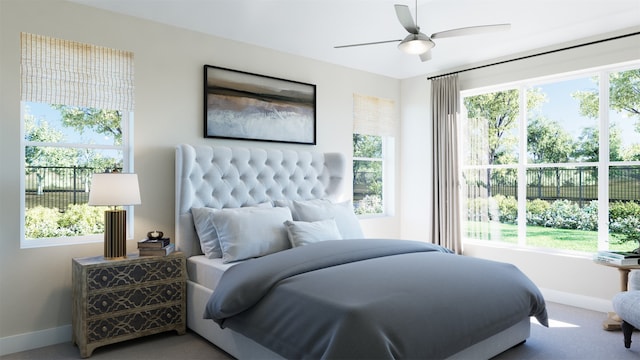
[69,0,640,79]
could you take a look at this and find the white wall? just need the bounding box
[0,0,400,354]
[399,77,432,241]
[400,29,640,312]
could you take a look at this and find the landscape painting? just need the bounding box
[204,65,316,144]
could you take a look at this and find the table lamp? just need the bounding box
[88,173,141,259]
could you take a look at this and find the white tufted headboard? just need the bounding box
[175,144,347,257]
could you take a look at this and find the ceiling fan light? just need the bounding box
[398,34,434,55]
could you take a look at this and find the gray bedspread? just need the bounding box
[204,239,548,359]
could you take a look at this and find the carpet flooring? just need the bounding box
[1,302,638,359]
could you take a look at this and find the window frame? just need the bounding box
[20,106,135,248]
[352,134,395,217]
[460,61,640,255]
[352,93,397,218]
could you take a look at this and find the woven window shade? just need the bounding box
[353,94,396,137]
[20,33,134,111]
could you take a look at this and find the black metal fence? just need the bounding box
[465,166,640,206]
[25,166,106,210]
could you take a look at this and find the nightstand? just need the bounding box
[72,252,186,358]
[593,259,640,331]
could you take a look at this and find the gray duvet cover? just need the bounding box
[205,239,548,359]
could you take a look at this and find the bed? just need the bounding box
[175,144,548,359]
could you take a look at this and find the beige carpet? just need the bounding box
[2,302,638,359]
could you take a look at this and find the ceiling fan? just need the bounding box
[334,1,510,62]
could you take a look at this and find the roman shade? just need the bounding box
[20,32,134,111]
[353,93,397,137]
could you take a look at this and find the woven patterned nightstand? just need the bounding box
[72,252,186,358]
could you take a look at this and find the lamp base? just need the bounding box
[104,209,127,260]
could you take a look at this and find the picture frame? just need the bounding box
[203,65,316,145]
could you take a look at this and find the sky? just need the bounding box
[25,102,116,146]
[537,76,638,149]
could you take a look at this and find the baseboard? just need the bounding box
[0,324,71,356]
[540,287,613,313]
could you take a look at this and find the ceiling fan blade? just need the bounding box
[394,4,419,34]
[431,24,511,39]
[419,50,432,62]
[334,39,402,49]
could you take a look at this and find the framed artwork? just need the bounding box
[203,65,316,145]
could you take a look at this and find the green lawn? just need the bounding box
[465,221,635,253]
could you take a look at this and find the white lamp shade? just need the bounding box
[88,173,141,206]
[397,33,435,55]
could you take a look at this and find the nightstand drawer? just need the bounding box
[87,304,183,342]
[87,282,183,316]
[86,257,182,290]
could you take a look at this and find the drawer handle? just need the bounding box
[166,267,173,273]
[101,275,108,282]
[166,313,172,319]
[166,290,173,296]
[102,301,108,307]
[101,326,108,333]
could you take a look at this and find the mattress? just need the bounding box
[186,255,239,291]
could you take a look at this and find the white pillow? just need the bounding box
[274,198,327,221]
[192,207,224,259]
[192,202,272,259]
[292,199,364,239]
[284,219,342,247]
[212,206,293,263]
[273,199,296,218]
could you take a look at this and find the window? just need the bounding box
[352,94,396,216]
[461,63,640,254]
[20,33,134,247]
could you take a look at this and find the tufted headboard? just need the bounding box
[175,144,347,257]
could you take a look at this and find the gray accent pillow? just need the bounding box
[212,206,293,263]
[292,199,364,239]
[284,219,342,247]
[192,202,272,259]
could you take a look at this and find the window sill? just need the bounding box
[21,234,103,249]
[463,238,593,260]
[356,213,393,220]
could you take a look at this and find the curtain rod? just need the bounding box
[426,31,640,80]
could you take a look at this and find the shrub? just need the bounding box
[25,204,105,238]
[494,195,518,224]
[543,199,581,229]
[354,195,383,215]
[25,206,63,238]
[576,200,598,231]
[475,195,640,240]
[610,201,640,223]
[526,199,550,226]
[610,216,640,247]
[58,204,104,235]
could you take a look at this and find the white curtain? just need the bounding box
[430,74,462,254]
